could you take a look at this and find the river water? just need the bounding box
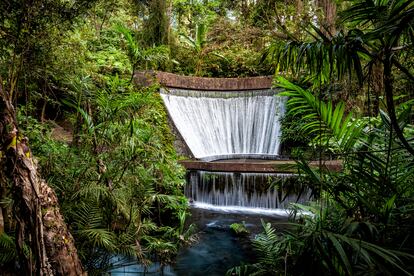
[109,172,307,275]
[109,207,288,276]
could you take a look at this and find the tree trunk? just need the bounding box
[0,208,3,234]
[317,0,336,34]
[296,0,303,15]
[368,61,383,116]
[146,0,169,46]
[0,166,9,234]
[241,0,249,19]
[0,88,85,275]
[383,52,414,157]
[166,0,173,46]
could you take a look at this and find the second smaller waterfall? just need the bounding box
[185,171,311,215]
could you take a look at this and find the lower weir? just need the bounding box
[185,171,311,215]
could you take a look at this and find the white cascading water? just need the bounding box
[160,88,285,160]
[185,171,310,216]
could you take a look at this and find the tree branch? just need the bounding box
[384,53,414,157]
[392,57,414,82]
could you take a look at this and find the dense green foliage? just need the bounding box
[0,0,191,273]
[0,0,413,275]
[18,83,189,273]
[231,0,414,275]
[231,79,414,275]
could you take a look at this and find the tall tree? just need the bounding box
[316,0,337,34]
[144,0,171,46]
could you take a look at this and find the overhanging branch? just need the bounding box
[392,57,414,82]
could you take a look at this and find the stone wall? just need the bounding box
[134,71,274,90]
[166,115,194,159]
[179,160,342,173]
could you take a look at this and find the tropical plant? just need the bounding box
[278,75,413,223]
[55,80,188,272]
[2,72,190,274]
[265,0,414,156]
[229,72,414,275]
[0,0,99,274]
[180,23,225,76]
[116,24,171,79]
[278,77,365,155]
[228,204,413,276]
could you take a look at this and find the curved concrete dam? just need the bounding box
[161,88,286,160]
[150,72,286,161]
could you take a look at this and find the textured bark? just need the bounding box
[296,0,303,15]
[383,52,414,156]
[39,181,86,275]
[166,0,173,45]
[145,0,170,46]
[317,0,336,34]
[0,208,3,234]
[0,87,86,275]
[369,61,383,116]
[0,167,8,234]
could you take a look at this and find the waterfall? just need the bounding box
[161,88,285,160]
[185,171,311,215]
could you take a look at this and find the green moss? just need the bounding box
[230,222,249,236]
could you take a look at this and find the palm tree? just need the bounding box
[57,76,189,273]
[116,24,170,80]
[180,23,225,76]
[228,77,414,275]
[265,0,414,156]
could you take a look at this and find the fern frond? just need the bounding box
[0,233,17,264]
[78,228,117,251]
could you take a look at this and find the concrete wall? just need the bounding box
[166,114,194,158]
[134,71,275,159]
[180,160,342,173]
[134,71,274,90]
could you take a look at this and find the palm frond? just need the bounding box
[71,182,112,202]
[78,228,117,251]
[0,233,17,264]
[115,24,141,61]
[264,30,369,85]
[71,202,103,230]
[277,77,365,153]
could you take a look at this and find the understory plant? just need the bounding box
[2,78,191,274]
[229,203,413,276]
[0,4,196,272]
[229,78,414,275]
[249,2,414,271]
